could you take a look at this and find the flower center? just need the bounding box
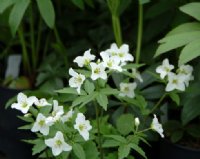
[123,86,129,92]
[94,68,100,74]
[75,76,83,84]
[107,61,113,67]
[79,124,85,131]
[84,59,90,65]
[39,120,45,126]
[119,53,124,58]
[22,102,28,108]
[172,79,178,84]
[56,140,62,147]
[164,67,170,72]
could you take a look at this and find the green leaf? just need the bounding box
[32,139,46,155]
[0,0,14,14]
[36,0,55,28]
[71,0,85,10]
[96,93,108,110]
[141,85,165,99]
[84,80,95,94]
[180,2,200,21]
[9,0,30,36]
[116,114,134,135]
[56,87,86,95]
[170,130,183,143]
[129,143,147,159]
[122,63,145,69]
[73,143,86,159]
[118,144,131,159]
[18,124,32,130]
[83,141,99,159]
[105,135,127,143]
[179,39,200,65]
[102,139,120,148]
[155,31,200,57]
[168,92,180,105]
[163,120,182,133]
[17,115,34,122]
[181,95,200,125]
[186,125,200,138]
[139,0,150,5]
[100,87,119,95]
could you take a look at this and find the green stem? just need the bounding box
[30,2,36,69]
[94,101,104,159]
[36,17,42,63]
[150,93,167,114]
[18,26,31,76]
[135,3,143,64]
[136,128,151,134]
[112,15,122,47]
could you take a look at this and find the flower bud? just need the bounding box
[135,117,140,127]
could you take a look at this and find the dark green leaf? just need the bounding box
[0,0,14,14]
[168,92,180,105]
[100,87,119,95]
[17,115,34,122]
[36,0,55,28]
[102,139,120,148]
[96,93,108,110]
[186,125,200,138]
[32,139,46,155]
[56,87,86,95]
[142,85,165,99]
[105,135,127,143]
[170,130,183,143]
[129,143,147,159]
[9,0,30,36]
[139,0,150,5]
[71,0,85,10]
[73,143,86,159]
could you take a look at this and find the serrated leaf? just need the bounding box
[170,130,183,143]
[129,143,147,159]
[168,92,180,105]
[118,144,131,159]
[102,139,120,148]
[32,139,46,155]
[0,0,14,14]
[181,95,200,125]
[96,93,108,110]
[71,0,85,10]
[116,114,134,135]
[56,87,86,95]
[155,31,200,57]
[36,0,55,28]
[73,143,86,159]
[105,135,127,143]
[179,39,200,65]
[9,0,30,36]
[180,2,200,21]
[84,80,95,94]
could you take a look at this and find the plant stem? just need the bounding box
[18,26,31,76]
[36,17,42,63]
[112,15,122,47]
[30,2,36,69]
[135,3,143,64]
[150,93,167,114]
[136,128,151,134]
[94,101,104,159]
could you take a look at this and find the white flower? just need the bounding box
[31,113,50,135]
[11,92,37,114]
[73,49,95,67]
[106,43,134,63]
[45,131,72,156]
[69,68,85,94]
[74,113,92,141]
[151,114,164,138]
[156,58,174,79]
[166,72,185,92]
[34,98,51,107]
[61,109,74,123]
[119,82,137,98]
[132,68,143,82]
[177,65,194,87]
[135,117,140,127]
[90,62,107,80]
[100,51,122,72]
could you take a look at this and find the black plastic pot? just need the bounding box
[0,87,34,159]
[160,139,200,159]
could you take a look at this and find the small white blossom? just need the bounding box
[166,72,185,92]
[11,92,37,114]
[132,68,143,82]
[34,98,51,107]
[100,51,122,72]
[61,109,74,123]
[31,113,50,136]
[177,65,194,87]
[45,131,72,156]
[69,68,85,94]
[90,62,107,80]
[156,58,174,79]
[151,114,164,138]
[119,82,137,98]
[135,117,140,127]
[74,113,92,141]
[73,49,95,67]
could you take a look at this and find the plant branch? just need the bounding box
[150,93,167,114]
[135,3,143,64]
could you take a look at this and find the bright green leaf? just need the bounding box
[17,115,34,122]
[32,139,46,155]
[100,87,119,95]
[179,39,200,65]
[105,135,127,143]
[36,0,55,28]
[18,124,32,130]
[0,0,14,14]
[56,87,86,95]
[73,143,86,159]
[102,139,120,148]
[9,0,30,36]
[180,2,200,21]
[118,144,131,159]
[96,93,108,110]
[83,141,99,159]
[84,80,95,94]
[168,92,180,105]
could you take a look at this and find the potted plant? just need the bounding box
[154,1,200,158]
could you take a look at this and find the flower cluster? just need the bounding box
[11,92,92,156]
[156,58,193,92]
